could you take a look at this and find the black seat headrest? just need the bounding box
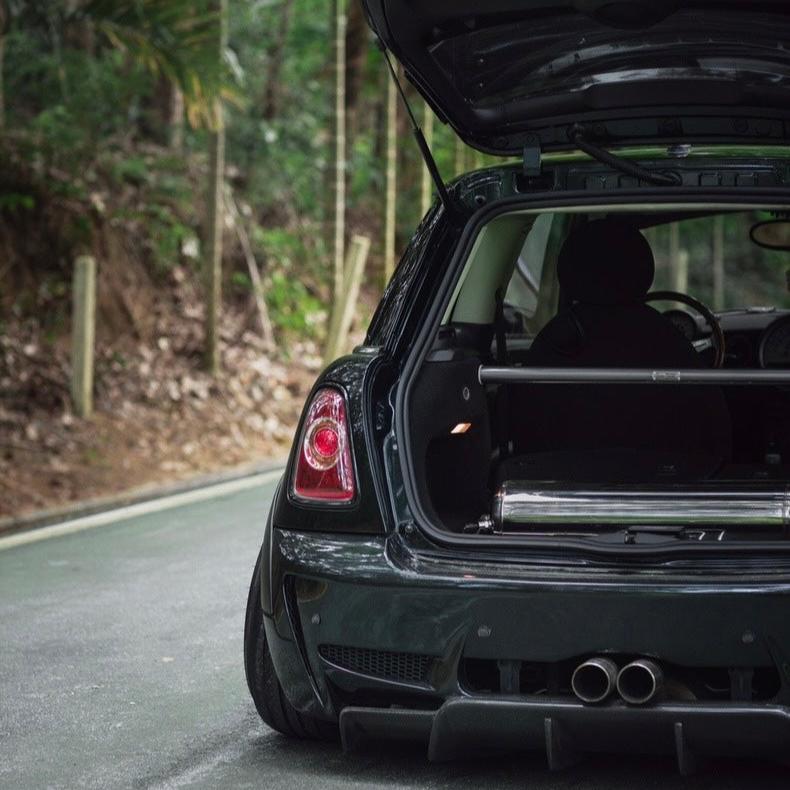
[558,219,655,305]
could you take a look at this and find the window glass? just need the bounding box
[646,212,790,311]
[504,213,564,336]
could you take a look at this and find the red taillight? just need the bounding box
[293,388,355,502]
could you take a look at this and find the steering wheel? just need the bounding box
[643,290,726,368]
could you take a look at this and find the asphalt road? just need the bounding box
[2,477,789,789]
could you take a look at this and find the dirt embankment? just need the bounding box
[0,309,318,520]
[0,180,327,519]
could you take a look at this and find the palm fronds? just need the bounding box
[77,0,236,128]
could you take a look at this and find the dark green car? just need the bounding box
[245,1,790,772]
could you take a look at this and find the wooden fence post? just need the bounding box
[324,234,371,365]
[71,255,96,418]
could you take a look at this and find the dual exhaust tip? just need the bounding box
[571,657,663,705]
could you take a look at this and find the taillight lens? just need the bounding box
[293,388,355,502]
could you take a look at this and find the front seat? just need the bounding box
[505,219,732,483]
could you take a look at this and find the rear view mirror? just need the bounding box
[750,219,790,251]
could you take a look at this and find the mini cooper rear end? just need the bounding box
[245,1,790,772]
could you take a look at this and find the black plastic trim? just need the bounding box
[340,696,790,768]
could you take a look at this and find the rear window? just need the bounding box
[647,212,790,311]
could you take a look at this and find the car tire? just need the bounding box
[243,549,337,741]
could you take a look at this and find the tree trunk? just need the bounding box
[669,221,689,295]
[226,191,275,347]
[152,77,183,148]
[331,0,347,308]
[344,0,367,141]
[204,0,228,375]
[712,214,725,310]
[169,86,184,150]
[420,102,434,216]
[384,62,398,284]
[454,137,466,175]
[64,0,95,53]
[262,0,295,120]
[0,0,7,129]
[0,33,5,131]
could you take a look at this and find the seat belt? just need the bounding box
[494,288,508,365]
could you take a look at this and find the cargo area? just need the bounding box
[404,205,790,546]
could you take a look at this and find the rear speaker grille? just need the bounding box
[318,644,433,684]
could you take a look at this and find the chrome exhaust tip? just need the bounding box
[617,659,664,705]
[571,657,618,704]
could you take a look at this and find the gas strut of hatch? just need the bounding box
[378,42,455,215]
[569,125,682,187]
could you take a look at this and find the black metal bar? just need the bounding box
[378,45,453,213]
[479,366,790,385]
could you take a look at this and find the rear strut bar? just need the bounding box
[478,366,790,385]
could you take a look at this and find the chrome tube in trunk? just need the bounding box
[492,482,790,530]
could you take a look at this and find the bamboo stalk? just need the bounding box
[204,0,228,375]
[332,0,347,300]
[225,192,274,346]
[712,215,725,310]
[324,234,371,364]
[668,222,689,293]
[454,137,466,175]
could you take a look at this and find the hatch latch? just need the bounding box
[523,134,542,177]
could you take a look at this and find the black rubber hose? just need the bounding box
[570,127,682,187]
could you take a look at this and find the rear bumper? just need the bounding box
[340,698,790,772]
[263,526,790,766]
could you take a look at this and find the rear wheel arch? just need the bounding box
[243,545,337,741]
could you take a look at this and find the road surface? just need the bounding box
[1,475,788,789]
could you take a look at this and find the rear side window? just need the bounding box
[646,213,790,311]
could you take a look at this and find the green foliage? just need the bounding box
[108,200,192,273]
[147,204,192,272]
[230,271,251,291]
[0,192,35,212]
[254,225,326,290]
[227,0,331,218]
[111,156,150,187]
[7,26,152,171]
[265,269,323,337]
[30,106,89,165]
[651,211,790,310]
[9,0,790,358]
[253,227,324,336]
[79,0,233,129]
